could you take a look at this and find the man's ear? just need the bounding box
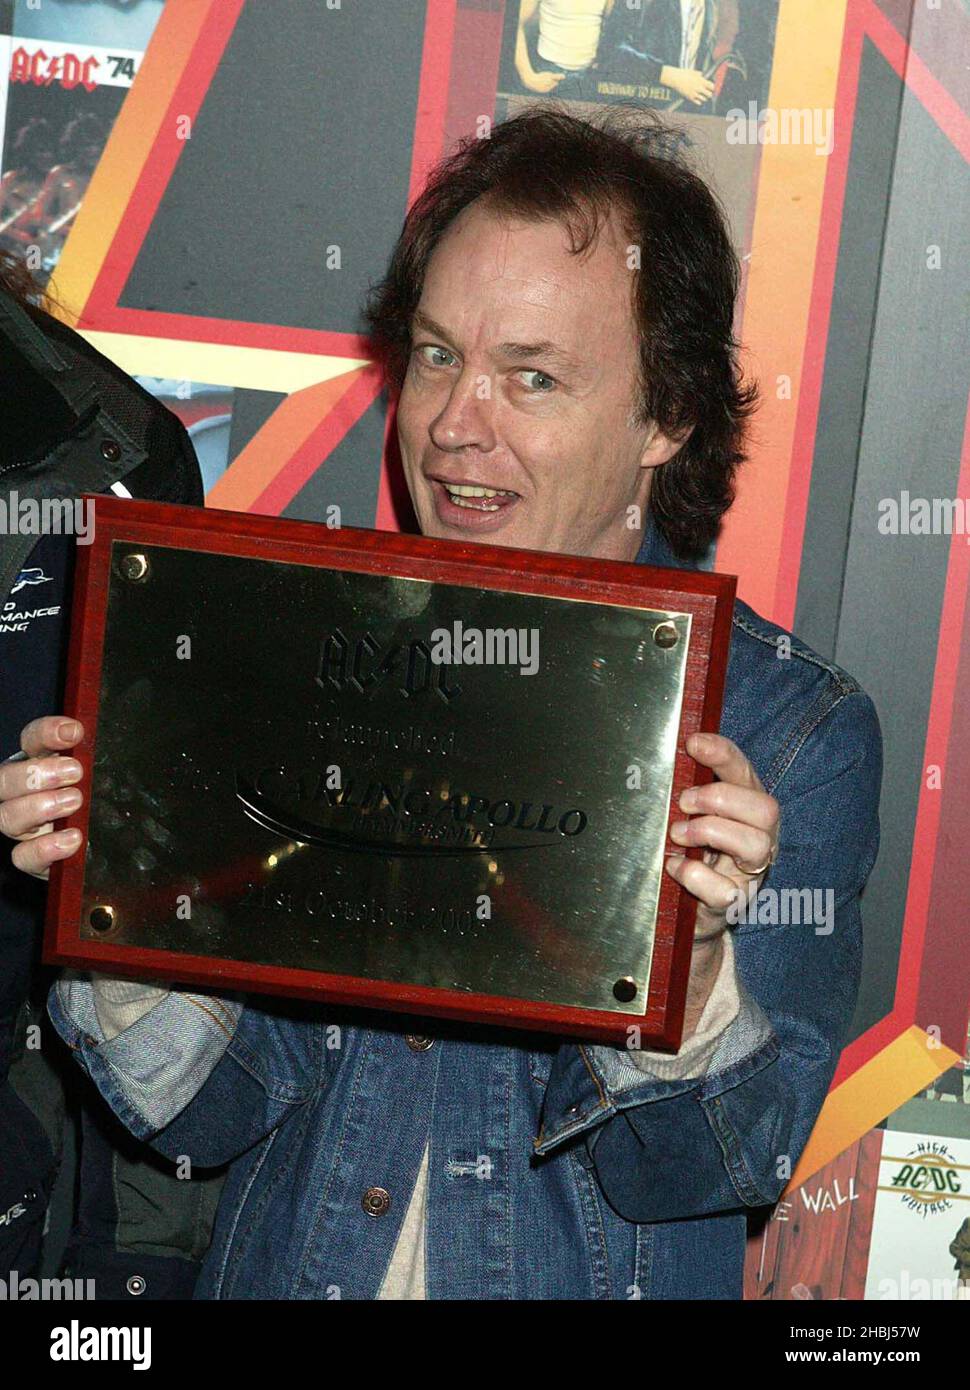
[638,421,694,471]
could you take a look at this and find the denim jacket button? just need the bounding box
[362,1187,391,1218]
[404,1034,434,1052]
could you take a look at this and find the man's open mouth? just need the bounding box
[426,477,522,529]
[440,483,518,512]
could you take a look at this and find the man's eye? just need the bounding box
[416,344,457,368]
[517,370,556,393]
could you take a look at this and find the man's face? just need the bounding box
[396,201,679,560]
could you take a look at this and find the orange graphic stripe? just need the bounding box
[789,1026,962,1191]
[47,0,224,325]
[716,0,849,620]
[206,369,366,513]
[772,0,866,628]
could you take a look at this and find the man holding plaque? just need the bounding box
[4,108,881,1299]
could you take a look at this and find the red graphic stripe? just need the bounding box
[864,0,970,160]
[79,303,368,359]
[834,384,970,1083]
[897,388,970,1017]
[773,2,866,626]
[84,0,246,327]
[376,0,457,530]
[407,0,459,205]
[251,368,384,516]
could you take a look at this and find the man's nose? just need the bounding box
[429,370,497,453]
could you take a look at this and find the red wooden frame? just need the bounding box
[44,496,736,1050]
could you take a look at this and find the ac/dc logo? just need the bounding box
[9,46,138,92]
[10,45,99,91]
[317,629,461,702]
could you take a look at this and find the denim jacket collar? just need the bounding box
[633,513,698,573]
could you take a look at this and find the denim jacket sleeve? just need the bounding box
[534,687,882,1223]
[47,979,323,1166]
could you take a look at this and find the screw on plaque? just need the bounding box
[119,552,149,582]
[89,904,116,933]
[653,621,679,649]
[613,976,637,1003]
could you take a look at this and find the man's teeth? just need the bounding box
[443,484,516,511]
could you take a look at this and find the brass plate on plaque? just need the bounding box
[79,541,690,1015]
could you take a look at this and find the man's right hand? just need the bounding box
[0,716,85,879]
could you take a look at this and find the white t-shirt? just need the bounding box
[679,0,707,71]
[536,0,610,72]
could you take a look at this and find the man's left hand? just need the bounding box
[664,732,780,1032]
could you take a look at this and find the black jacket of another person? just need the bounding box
[603,0,719,89]
[0,285,212,1293]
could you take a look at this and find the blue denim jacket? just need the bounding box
[49,519,882,1299]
